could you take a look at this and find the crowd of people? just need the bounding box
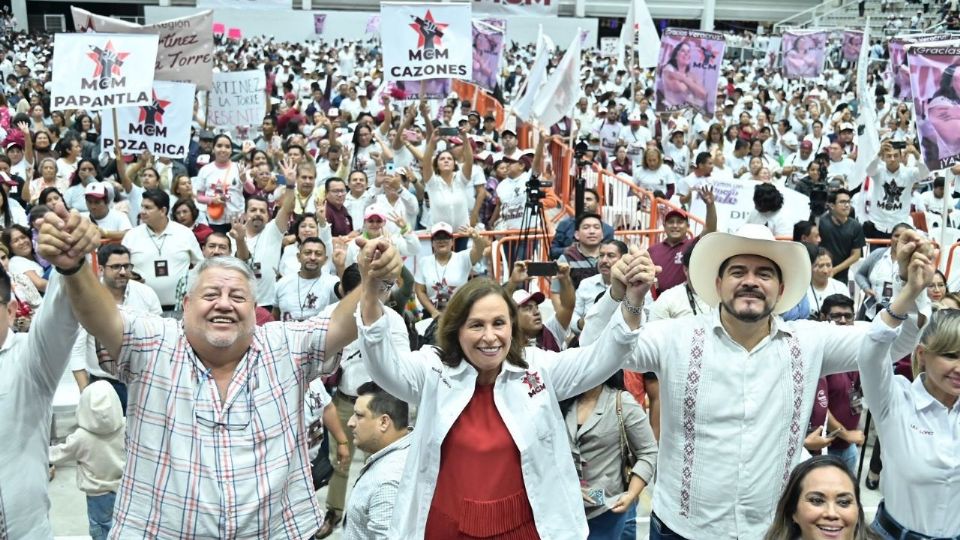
[0,2,959,539]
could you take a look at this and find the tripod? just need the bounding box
[513,173,553,265]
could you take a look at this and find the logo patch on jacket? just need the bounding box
[522,370,546,397]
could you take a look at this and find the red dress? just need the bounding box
[424,384,541,540]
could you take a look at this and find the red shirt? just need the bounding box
[425,384,540,539]
[648,238,693,295]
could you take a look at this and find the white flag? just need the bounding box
[617,0,660,69]
[852,19,878,190]
[513,27,553,121]
[533,32,581,129]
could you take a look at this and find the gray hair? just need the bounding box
[186,256,256,297]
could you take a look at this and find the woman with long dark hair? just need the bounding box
[564,370,658,539]
[764,455,876,540]
[195,133,243,233]
[660,40,707,109]
[2,224,47,293]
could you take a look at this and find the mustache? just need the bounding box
[735,287,765,300]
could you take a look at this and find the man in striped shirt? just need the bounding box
[37,208,403,539]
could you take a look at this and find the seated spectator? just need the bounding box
[746,183,793,237]
[550,188,614,259]
[806,248,851,317]
[172,199,215,247]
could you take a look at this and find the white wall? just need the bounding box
[145,7,598,47]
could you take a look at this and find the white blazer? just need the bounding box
[355,304,640,540]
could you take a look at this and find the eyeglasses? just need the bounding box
[328,189,346,194]
[194,376,254,432]
[105,263,133,272]
[828,312,855,321]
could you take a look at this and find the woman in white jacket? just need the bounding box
[355,240,653,539]
[856,243,960,540]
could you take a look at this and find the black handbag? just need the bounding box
[311,429,335,490]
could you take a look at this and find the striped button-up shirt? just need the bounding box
[107,310,338,539]
[342,434,412,540]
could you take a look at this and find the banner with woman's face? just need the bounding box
[653,28,725,117]
[386,78,452,100]
[471,18,505,92]
[842,31,864,63]
[781,31,827,79]
[907,42,960,170]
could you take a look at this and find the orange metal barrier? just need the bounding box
[451,80,505,129]
[490,233,553,289]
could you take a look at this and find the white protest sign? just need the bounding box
[72,7,214,90]
[101,81,195,159]
[209,70,267,128]
[381,2,472,82]
[688,179,810,233]
[50,33,158,111]
[600,37,618,57]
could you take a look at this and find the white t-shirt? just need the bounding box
[414,251,473,309]
[274,273,339,321]
[805,279,850,313]
[87,208,132,233]
[9,255,43,281]
[246,221,286,307]
[122,221,203,306]
[425,172,471,230]
[633,165,675,193]
[495,173,528,230]
[196,162,243,225]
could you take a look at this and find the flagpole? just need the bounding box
[112,109,120,154]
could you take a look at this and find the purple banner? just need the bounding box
[365,14,380,34]
[781,31,827,79]
[471,18,505,91]
[387,78,452,100]
[842,31,863,63]
[908,44,960,170]
[654,28,726,117]
[314,14,326,35]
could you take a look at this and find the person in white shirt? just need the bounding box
[573,240,626,334]
[244,191,293,309]
[917,175,957,220]
[806,248,851,316]
[82,182,131,242]
[826,142,856,189]
[745,183,794,238]
[580,224,930,540]
[0,267,79,538]
[619,113,652,163]
[274,237,339,322]
[865,142,929,238]
[414,223,487,319]
[648,241,711,322]
[122,189,203,314]
[857,247,960,540]
[341,382,411,540]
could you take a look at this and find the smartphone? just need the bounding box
[526,261,559,277]
[825,428,843,438]
[891,140,907,150]
[403,129,419,142]
[438,126,459,137]
[385,162,396,174]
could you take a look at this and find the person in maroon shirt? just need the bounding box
[323,177,353,237]
[648,187,717,297]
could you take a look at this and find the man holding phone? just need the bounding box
[863,140,928,242]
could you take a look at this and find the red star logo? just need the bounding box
[409,10,448,49]
[138,90,171,125]
[521,371,542,390]
[86,40,130,79]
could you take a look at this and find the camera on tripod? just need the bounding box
[574,140,592,167]
[526,175,553,207]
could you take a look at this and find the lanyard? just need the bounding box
[149,231,167,257]
[297,275,320,314]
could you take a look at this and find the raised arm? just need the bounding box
[38,209,122,361]
[459,126,473,181]
[420,131,439,183]
[553,263,576,330]
[532,130,548,177]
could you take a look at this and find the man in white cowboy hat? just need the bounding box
[581,224,931,539]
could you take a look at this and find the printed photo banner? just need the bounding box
[381,2,472,82]
[101,80,195,159]
[209,70,267,128]
[781,31,828,79]
[907,42,960,171]
[653,28,725,117]
[51,33,158,111]
[387,78,452,100]
[841,31,863,63]
[888,34,953,100]
[314,14,326,35]
[688,179,810,234]
[471,18,505,92]
[72,7,214,90]
[765,36,782,68]
[366,14,381,34]
[472,0,558,16]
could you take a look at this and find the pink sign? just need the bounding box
[227,27,242,41]
[212,22,225,35]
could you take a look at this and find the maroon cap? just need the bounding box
[663,209,688,222]
[800,140,813,150]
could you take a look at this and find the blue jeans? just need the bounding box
[649,513,690,540]
[587,504,636,540]
[87,492,116,540]
[828,445,859,476]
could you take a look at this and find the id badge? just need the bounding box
[252,261,262,279]
[154,260,169,277]
[849,387,864,416]
[882,281,893,300]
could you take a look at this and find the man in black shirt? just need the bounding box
[817,189,865,284]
